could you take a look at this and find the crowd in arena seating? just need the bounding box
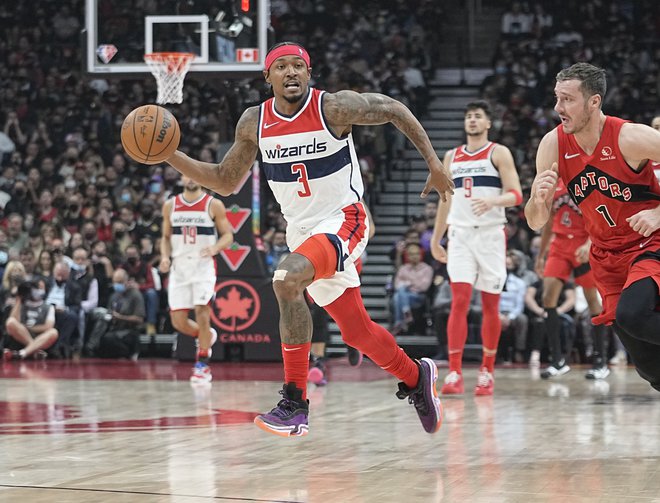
[0,0,439,360]
[387,0,660,366]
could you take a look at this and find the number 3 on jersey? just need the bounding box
[291,163,311,197]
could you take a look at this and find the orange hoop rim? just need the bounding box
[144,52,195,71]
[144,52,196,61]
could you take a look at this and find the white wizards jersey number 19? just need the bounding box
[170,193,217,259]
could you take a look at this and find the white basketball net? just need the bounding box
[144,52,195,104]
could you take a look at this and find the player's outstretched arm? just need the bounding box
[201,199,234,257]
[159,199,173,273]
[430,150,454,263]
[526,130,559,230]
[167,107,260,196]
[323,90,454,201]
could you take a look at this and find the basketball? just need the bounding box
[121,104,180,165]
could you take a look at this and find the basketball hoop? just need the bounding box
[144,52,195,105]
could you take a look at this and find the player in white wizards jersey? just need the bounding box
[166,42,453,437]
[159,175,233,384]
[430,100,522,397]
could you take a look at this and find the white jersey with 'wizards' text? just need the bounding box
[447,142,506,227]
[170,193,217,260]
[258,88,364,232]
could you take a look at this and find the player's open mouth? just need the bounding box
[284,82,300,89]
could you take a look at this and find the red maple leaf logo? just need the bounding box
[215,287,253,331]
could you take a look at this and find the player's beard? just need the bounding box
[565,104,592,134]
[283,91,304,104]
[185,182,200,192]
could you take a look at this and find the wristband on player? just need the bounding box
[508,189,523,205]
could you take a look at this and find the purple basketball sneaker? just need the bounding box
[254,383,309,437]
[395,358,443,434]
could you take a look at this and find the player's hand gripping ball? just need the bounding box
[121,105,180,165]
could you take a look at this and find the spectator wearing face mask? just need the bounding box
[44,261,82,358]
[135,200,162,241]
[62,194,84,235]
[70,246,99,356]
[91,240,114,308]
[119,245,158,336]
[87,269,144,360]
[5,181,30,215]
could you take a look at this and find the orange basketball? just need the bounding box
[121,104,180,165]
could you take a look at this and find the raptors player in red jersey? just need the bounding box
[534,179,608,380]
[165,42,454,436]
[526,63,660,392]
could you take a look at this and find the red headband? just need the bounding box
[264,45,311,70]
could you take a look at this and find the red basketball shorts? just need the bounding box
[288,202,369,306]
[590,236,660,325]
[544,235,596,289]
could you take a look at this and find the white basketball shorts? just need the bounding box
[286,202,370,307]
[168,257,217,310]
[446,224,506,294]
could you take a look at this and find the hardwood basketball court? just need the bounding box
[1,359,659,502]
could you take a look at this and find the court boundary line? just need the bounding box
[0,484,302,503]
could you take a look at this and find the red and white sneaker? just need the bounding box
[474,367,494,396]
[440,371,464,395]
[190,362,212,384]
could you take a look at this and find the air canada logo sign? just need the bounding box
[211,280,271,343]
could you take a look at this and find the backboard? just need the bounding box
[85,0,269,74]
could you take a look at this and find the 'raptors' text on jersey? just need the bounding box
[557,116,660,251]
[258,88,364,231]
[170,193,217,259]
[447,142,506,226]
[551,180,588,240]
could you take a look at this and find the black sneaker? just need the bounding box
[540,359,571,379]
[585,365,610,380]
[347,346,363,367]
[396,358,443,434]
[254,383,310,437]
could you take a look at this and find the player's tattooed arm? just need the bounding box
[166,107,259,196]
[325,91,434,161]
[216,107,260,195]
[324,91,454,201]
